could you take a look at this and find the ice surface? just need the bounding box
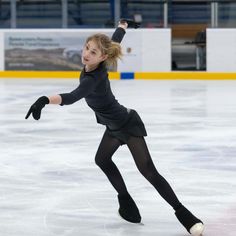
[1,78,236,236]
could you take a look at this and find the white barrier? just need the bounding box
[2,28,236,73]
[0,29,171,72]
[118,29,171,72]
[207,29,236,72]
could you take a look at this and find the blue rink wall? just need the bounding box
[0,71,236,80]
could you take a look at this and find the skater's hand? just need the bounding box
[25,96,49,120]
[119,19,141,29]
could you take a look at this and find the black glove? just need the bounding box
[25,96,49,120]
[120,18,141,29]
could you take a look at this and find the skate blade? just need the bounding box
[117,211,143,225]
[190,223,204,236]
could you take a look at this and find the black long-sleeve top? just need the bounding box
[60,27,129,129]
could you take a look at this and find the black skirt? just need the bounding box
[106,109,147,144]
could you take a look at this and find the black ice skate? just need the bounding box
[175,206,204,236]
[118,193,141,223]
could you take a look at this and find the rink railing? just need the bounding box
[1,71,236,80]
[1,28,236,74]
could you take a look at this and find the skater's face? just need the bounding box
[82,40,107,69]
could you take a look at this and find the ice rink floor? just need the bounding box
[1,78,236,236]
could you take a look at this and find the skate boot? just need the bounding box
[175,206,204,236]
[118,193,141,223]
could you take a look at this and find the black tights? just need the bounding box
[95,130,182,210]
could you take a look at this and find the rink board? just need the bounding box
[0,71,236,80]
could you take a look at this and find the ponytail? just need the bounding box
[105,41,123,68]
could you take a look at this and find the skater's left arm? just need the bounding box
[111,22,127,43]
[111,19,140,43]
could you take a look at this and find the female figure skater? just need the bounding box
[25,19,204,235]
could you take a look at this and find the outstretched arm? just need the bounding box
[111,21,127,43]
[59,75,98,105]
[111,19,140,43]
[25,75,98,120]
[48,94,62,104]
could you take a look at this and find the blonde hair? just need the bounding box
[86,33,123,68]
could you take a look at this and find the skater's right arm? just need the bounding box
[25,74,98,120]
[48,94,62,105]
[47,73,98,106]
[58,74,98,105]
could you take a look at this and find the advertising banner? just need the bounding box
[4,31,93,71]
[2,29,171,72]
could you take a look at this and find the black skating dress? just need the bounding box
[60,27,147,144]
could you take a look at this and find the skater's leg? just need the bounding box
[95,130,141,223]
[95,129,128,195]
[127,136,181,210]
[127,136,204,234]
[175,206,204,235]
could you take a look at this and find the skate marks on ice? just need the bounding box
[44,192,184,236]
[203,206,236,236]
[1,79,236,236]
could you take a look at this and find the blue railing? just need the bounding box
[0,0,236,28]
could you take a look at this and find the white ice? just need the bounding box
[1,78,236,236]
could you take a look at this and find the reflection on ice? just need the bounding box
[1,79,236,236]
